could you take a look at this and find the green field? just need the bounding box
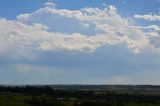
[0,93,159,106]
[0,85,160,106]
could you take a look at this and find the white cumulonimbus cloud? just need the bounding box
[0,2,153,58]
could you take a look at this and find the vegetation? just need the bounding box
[0,86,160,106]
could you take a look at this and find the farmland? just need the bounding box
[0,85,160,106]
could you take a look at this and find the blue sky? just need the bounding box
[0,0,160,85]
[1,0,159,19]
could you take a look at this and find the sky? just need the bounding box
[0,0,160,85]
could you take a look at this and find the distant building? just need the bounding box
[69,98,77,101]
[57,98,64,100]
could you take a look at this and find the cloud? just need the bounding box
[0,18,123,56]
[134,14,160,21]
[136,25,160,31]
[0,4,150,58]
[45,2,56,8]
[17,5,121,35]
[0,2,160,85]
[132,25,160,49]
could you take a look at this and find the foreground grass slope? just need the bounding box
[0,95,30,106]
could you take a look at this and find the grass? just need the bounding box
[0,94,30,106]
[0,93,159,106]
